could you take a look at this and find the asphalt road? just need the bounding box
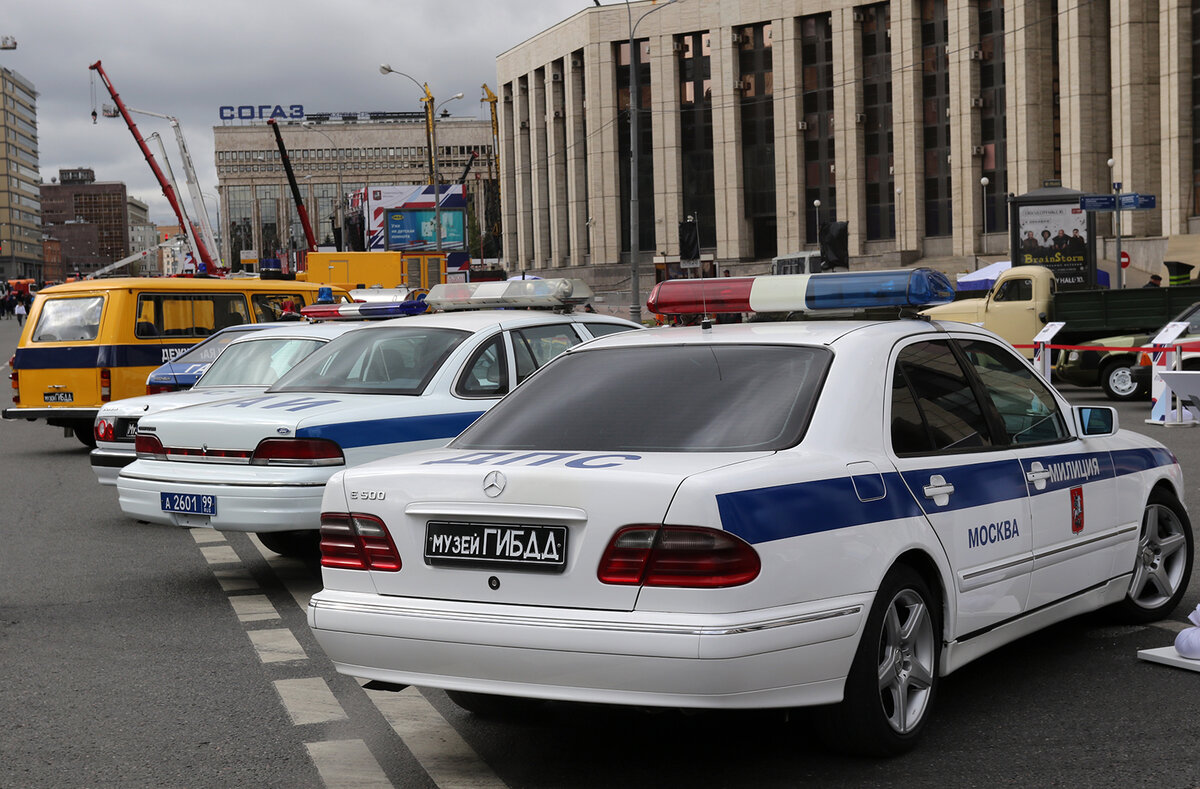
[1,312,1199,789]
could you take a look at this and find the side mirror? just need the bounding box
[1038,312,1048,324]
[1074,405,1118,437]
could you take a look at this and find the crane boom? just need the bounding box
[87,60,216,270]
[84,247,157,279]
[267,119,317,252]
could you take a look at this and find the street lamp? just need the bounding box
[626,0,680,324]
[1107,157,1124,289]
[979,176,989,268]
[430,93,464,254]
[895,186,903,245]
[813,199,822,234]
[379,64,437,186]
[301,121,345,251]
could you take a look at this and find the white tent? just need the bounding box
[955,260,1011,291]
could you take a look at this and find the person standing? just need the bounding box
[14,297,27,326]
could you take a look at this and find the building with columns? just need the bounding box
[497,0,1199,299]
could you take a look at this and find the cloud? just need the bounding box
[4,0,586,223]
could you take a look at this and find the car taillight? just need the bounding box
[100,368,111,402]
[145,383,174,395]
[134,433,167,459]
[1138,352,1153,367]
[9,357,17,405]
[250,438,344,466]
[319,512,401,572]
[95,419,114,442]
[597,525,761,588]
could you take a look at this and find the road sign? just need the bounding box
[1137,194,1157,210]
[1121,250,1131,268]
[1119,193,1141,210]
[1080,195,1116,212]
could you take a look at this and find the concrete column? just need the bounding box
[1111,0,1161,238]
[546,61,570,267]
[564,54,590,266]
[1059,0,1112,195]
[499,82,519,264]
[948,0,981,256]
[585,41,622,264]
[652,33,683,258]
[773,17,804,256]
[529,69,552,268]
[832,9,865,257]
[891,0,924,252]
[1005,0,1056,196]
[514,75,534,268]
[711,25,750,262]
[1159,0,1190,235]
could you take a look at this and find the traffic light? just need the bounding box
[819,221,849,270]
[679,219,700,262]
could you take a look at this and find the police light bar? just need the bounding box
[301,298,429,320]
[425,278,594,310]
[645,269,955,315]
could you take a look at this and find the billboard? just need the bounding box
[1014,202,1093,288]
[347,184,467,252]
[386,209,465,251]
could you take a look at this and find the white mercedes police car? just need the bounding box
[91,321,362,486]
[307,270,1193,756]
[116,279,640,556]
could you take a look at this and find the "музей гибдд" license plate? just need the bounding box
[424,521,567,572]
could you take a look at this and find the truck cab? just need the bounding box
[922,265,1055,357]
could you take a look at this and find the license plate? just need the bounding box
[161,492,217,516]
[424,521,567,572]
[43,391,74,403]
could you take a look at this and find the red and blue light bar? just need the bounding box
[301,297,429,320]
[645,269,956,315]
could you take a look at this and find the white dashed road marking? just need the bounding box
[247,627,308,663]
[229,594,281,622]
[305,740,394,789]
[367,685,507,788]
[274,677,350,725]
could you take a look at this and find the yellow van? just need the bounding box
[4,277,348,446]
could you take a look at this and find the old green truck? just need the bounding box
[922,264,1200,360]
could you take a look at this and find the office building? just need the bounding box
[1,67,41,281]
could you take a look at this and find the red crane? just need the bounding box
[88,60,216,270]
[267,119,317,252]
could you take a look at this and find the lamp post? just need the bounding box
[301,121,345,251]
[979,176,989,268]
[430,94,464,254]
[895,186,903,247]
[626,0,680,324]
[1107,157,1123,289]
[813,199,822,236]
[379,64,436,185]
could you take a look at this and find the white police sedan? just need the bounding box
[91,321,362,486]
[307,270,1193,756]
[116,279,640,556]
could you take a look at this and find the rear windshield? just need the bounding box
[198,337,326,388]
[454,344,831,452]
[269,326,469,395]
[31,296,104,342]
[167,327,261,366]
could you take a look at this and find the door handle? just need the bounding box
[1026,462,1051,491]
[923,474,954,506]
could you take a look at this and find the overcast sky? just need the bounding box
[3,0,592,225]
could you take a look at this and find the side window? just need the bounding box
[136,294,248,337]
[890,341,995,456]
[959,339,1069,445]
[993,278,1032,303]
[511,324,583,383]
[252,293,305,322]
[456,335,509,398]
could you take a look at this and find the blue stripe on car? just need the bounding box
[719,448,1173,546]
[14,344,190,369]
[296,411,486,449]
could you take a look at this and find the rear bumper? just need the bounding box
[3,406,98,424]
[116,465,328,532]
[307,589,870,710]
[90,446,135,486]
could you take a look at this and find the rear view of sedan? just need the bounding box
[116,284,639,556]
[308,270,1193,756]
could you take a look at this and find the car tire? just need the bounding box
[444,690,545,718]
[820,564,940,757]
[256,530,319,558]
[1115,488,1194,624]
[72,424,97,448]
[1100,358,1144,401]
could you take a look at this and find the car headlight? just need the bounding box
[1068,351,1080,362]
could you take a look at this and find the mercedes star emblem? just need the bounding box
[482,470,507,498]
